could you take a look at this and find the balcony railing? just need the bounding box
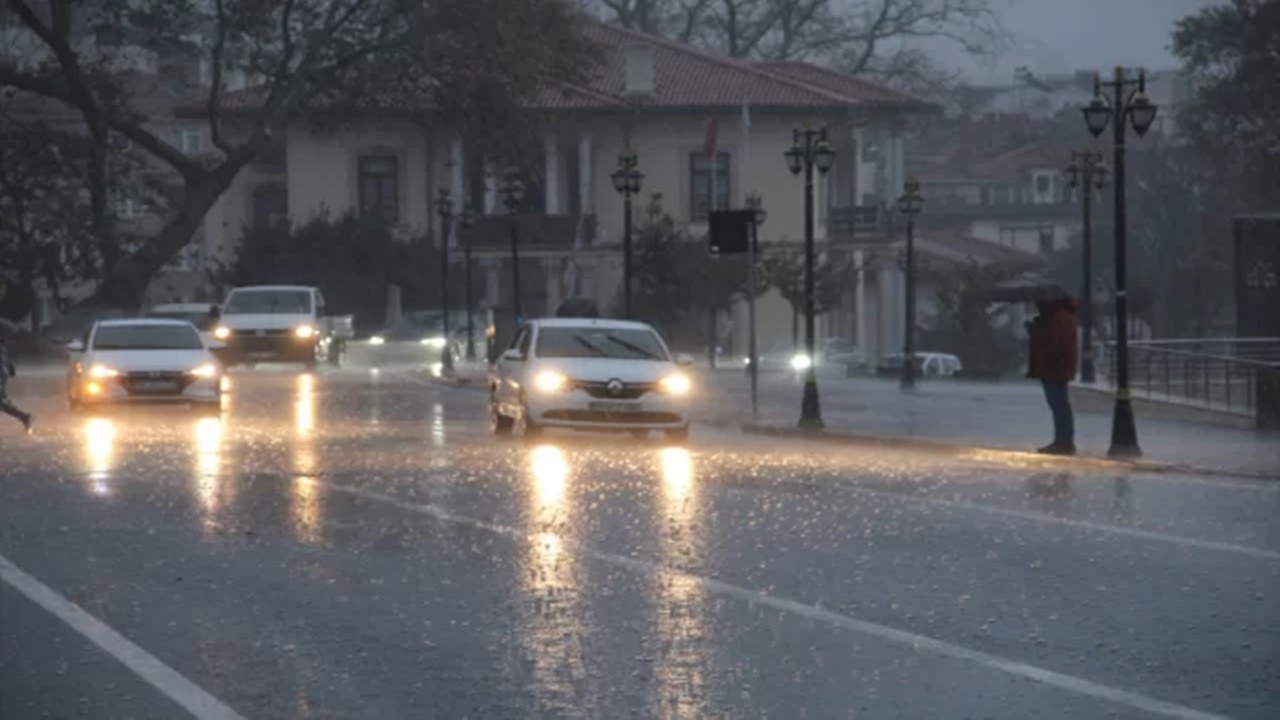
[923,196,1076,219]
[466,213,597,252]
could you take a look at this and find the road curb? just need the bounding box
[739,423,1276,481]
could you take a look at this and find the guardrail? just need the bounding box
[1104,338,1280,417]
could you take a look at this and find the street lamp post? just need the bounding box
[611,150,644,319]
[500,167,526,321]
[1082,66,1158,459]
[746,192,767,421]
[435,189,455,375]
[784,126,836,430]
[1064,150,1109,385]
[896,180,924,391]
[460,203,478,362]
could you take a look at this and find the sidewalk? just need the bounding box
[702,372,1280,479]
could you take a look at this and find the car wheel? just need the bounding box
[68,394,82,412]
[629,429,648,440]
[193,401,221,417]
[490,400,513,436]
[664,426,690,443]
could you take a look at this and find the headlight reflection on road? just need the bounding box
[653,446,707,717]
[529,445,568,513]
[193,418,224,526]
[659,447,694,506]
[295,372,315,436]
[84,418,116,495]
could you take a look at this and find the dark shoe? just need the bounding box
[1037,443,1076,456]
[21,413,33,435]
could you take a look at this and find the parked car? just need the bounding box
[360,310,481,367]
[65,319,223,414]
[211,285,353,368]
[489,317,694,441]
[43,306,130,345]
[875,352,963,378]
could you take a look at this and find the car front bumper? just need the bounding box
[77,376,221,406]
[221,333,317,363]
[525,390,689,430]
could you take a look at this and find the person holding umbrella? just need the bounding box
[0,318,35,434]
[1026,296,1078,455]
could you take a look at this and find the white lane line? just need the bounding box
[843,485,1280,562]
[0,553,245,720]
[321,480,1226,720]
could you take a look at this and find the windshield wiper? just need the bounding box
[604,334,659,359]
[571,335,609,357]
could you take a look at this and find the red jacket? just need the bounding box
[1028,300,1078,383]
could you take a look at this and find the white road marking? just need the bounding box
[0,553,244,720]
[321,480,1227,720]
[843,485,1280,562]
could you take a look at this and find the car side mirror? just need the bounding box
[675,353,694,367]
[209,306,222,320]
[66,339,84,352]
[501,348,525,362]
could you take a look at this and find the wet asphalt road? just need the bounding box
[0,368,1277,719]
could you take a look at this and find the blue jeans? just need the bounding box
[1041,381,1074,446]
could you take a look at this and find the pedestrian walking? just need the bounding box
[0,318,35,435]
[1027,298,1077,455]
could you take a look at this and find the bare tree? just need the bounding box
[590,0,1006,91]
[1,0,597,308]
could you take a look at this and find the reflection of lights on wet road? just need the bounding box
[660,447,694,505]
[292,476,322,544]
[530,445,568,512]
[430,403,445,448]
[84,418,116,494]
[295,373,315,435]
[194,418,224,525]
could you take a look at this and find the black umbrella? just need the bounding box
[555,297,600,318]
[983,276,1073,303]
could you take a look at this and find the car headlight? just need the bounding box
[87,364,119,379]
[189,363,218,378]
[790,353,812,371]
[213,326,231,340]
[294,324,316,339]
[659,373,691,395]
[369,335,386,346]
[533,370,567,393]
[423,336,446,348]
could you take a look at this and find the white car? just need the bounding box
[66,319,223,413]
[147,302,220,346]
[489,318,694,441]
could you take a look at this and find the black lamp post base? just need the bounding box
[798,378,824,430]
[441,347,456,376]
[899,370,916,391]
[1107,397,1142,458]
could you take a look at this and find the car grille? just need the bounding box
[119,371,192,396]
[228,328,290,337]
[571,380,656,400]
[544,410,681,424]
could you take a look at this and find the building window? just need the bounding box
[690,151,730,221]
[1035,174,1051,195]
[1038,228,1055,254]
[181,129,203,156]
[358,155,399,224]
[252,183,288,233]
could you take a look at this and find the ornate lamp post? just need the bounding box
[895,179,924,391]
[784,126,836,430]
[499,167,526,320]
[434,188,455,375]
[460,203,478,362]
[611,150,644,319]
[1082,66,1158,458]
[1063,150,1109,385]
[745,192,767,420]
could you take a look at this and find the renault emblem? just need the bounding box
[607,379,624,395]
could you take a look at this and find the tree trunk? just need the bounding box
[92,161,246,309]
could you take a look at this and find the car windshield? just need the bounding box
[149,311,214,330]
[92,324,203,350]
[535,327,669,360]
[223,290,311,315]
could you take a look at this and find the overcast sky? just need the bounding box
[931,0,1225,83]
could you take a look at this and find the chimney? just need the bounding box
[623,43,655,98]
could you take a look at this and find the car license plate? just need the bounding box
[589,401,641,413]
[248,351,274,359]
[135,380,179,392]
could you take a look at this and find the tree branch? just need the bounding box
[207,0,232,154]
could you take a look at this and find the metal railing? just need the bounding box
[1104,338,1280,416]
